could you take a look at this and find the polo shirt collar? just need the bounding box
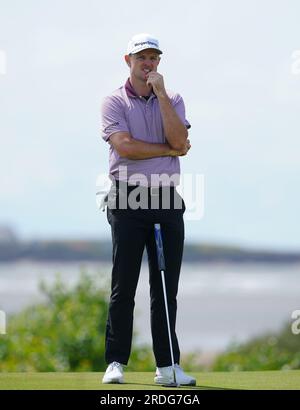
[125,78,156,100]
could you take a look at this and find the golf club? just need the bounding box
[154,223,180,388]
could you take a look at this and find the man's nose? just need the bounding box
[143,60,153,66]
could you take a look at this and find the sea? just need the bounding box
[0,261,299,355]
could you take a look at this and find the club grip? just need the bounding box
[154,224,166,271]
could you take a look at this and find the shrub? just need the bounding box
[0,271,153,371]
[212,322,300,371]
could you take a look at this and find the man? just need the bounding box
[101,33,195,386]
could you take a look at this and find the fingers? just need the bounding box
[147,72,164,90]
[148,72,161,79]
[178,143,191,157]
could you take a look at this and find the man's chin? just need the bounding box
[140,77,152,88]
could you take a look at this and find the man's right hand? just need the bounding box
[169,139,191,157]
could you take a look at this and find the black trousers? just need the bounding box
[105,185,185,367]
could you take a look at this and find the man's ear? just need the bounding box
[125,55,131,67]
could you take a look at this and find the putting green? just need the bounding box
[0,371,299,390]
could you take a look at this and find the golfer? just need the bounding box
[101,33,195,386]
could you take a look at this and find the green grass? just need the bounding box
[0,371,299,390]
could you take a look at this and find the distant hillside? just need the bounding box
[0,238,299,264]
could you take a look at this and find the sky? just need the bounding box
[0,0,300,250]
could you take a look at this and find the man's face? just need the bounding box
[126,49,161,82]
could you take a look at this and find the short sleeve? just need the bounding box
[101,96,130,142]
[172,94,191,130]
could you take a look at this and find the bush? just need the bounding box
[212,322,300,371]
[0,271,153,372]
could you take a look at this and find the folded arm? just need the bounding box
[156,93,188,151]
[109,132,190,160]
[146,72,188,151]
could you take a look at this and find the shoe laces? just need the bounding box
[174,364,185,374]
[156,364,181,376]
[109,361,123,370]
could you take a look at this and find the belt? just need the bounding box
[107,182,182,211]
[150,187,160,196]
[115,182,175,196]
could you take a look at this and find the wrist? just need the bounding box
[156,89,169,100]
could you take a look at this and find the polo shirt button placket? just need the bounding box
[145,100,152,138]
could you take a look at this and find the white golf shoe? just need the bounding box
[154,364,196,386]
[102,361,124,384]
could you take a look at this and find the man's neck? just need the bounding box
[129,76,152,97]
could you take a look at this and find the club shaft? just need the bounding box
[161,269,177,385]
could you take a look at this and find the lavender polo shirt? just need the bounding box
[101,79,191,187]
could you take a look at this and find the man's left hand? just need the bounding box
[146,72,167,97]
